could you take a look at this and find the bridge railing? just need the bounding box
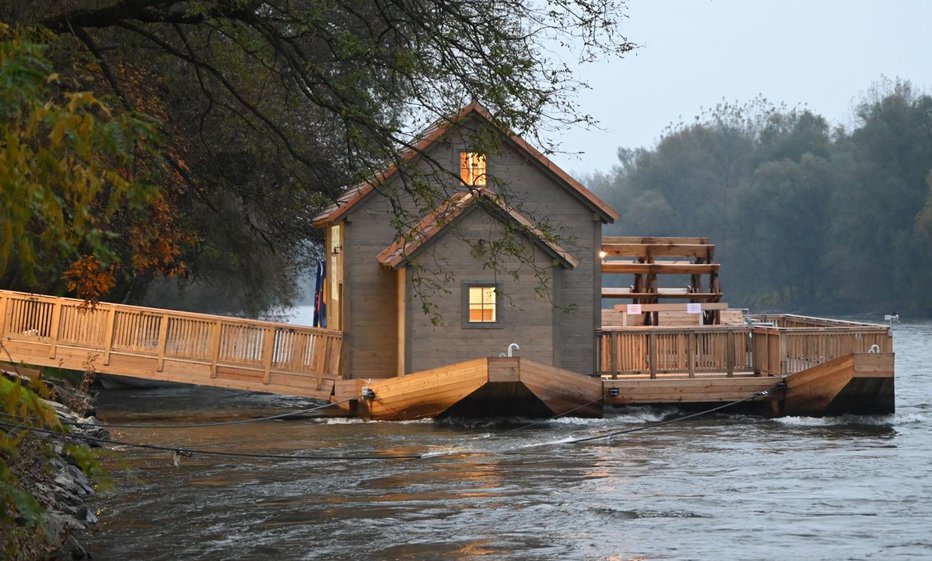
[0,289,342,385]
[597,314,891,378]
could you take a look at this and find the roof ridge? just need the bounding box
[313,102,618,226]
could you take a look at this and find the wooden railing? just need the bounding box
[598,326,754,378]
[0,289,342,396]
[597,314,892,378]
[751,315,892,376]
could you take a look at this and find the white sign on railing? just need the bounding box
[686,303,702,314]
[627,304,642,314]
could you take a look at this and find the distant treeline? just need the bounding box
[586,79,932,316]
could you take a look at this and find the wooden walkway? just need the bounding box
[0,289,342,400]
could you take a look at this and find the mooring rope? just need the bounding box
[71,396,356,429]
[561,385,781,445]
[0,419,423,461]
[0,395,359,430]
[1,386,782,464]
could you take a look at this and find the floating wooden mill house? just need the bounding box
[0,103,894,419]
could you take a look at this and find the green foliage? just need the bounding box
[0,369,106,558]
[0,375,57,556]
[590,82,932,314]
[4,0,634,314]
[0,25,163,298]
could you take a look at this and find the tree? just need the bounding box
[828,79,932,313]
[0,25,184,303]
[591,83,932,315]
[1,0,634,312]
[734,153,835,308]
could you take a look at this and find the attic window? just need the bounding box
[467,285,497,323]
[459,151,486,187]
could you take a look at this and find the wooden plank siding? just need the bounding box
[341,194,407,379]
[0,289,341,400]
[604,376,779,406]
[405,209,557,372]
[479,126,602,374]
[336,114,606,377]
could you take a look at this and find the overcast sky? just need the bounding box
[549,0,932,176]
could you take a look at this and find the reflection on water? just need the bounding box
[86,321,932,561]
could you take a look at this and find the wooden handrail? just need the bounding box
[601,242,715,260]
[0,289,342,396]
[597,326,753,377]
[602,262,720,275]
[597,316,892,378]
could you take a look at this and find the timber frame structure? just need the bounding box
[601,236,722,325]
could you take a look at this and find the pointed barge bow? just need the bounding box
[357,357,604,421]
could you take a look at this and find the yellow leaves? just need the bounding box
[1,30,174,297]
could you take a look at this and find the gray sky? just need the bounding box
[550,0,932,176]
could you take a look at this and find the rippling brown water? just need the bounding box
[85,320,931,560]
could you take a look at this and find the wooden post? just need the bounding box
[315,335,329,389]
[726,331,735,377]
[778,331,787,376]
[48,300,62,359]
[261,327,276,384]
[0,292,8,338]
[155,314,170,372]
[330,334,342,377]
[209,320,222,378]
[648,333,657,379]
[397,267,406,376]
[103,307,116,366]
[609,333,618,378]
[687,332,696,378]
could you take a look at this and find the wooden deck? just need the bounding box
[0,289,342,400]
[598,314,894,415]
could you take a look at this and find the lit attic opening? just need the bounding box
[459,151,487,187]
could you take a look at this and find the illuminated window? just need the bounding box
[459,152,486,186]
[467,285,497,323]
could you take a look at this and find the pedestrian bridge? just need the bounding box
[0,289,342,400]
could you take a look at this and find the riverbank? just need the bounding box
[1,367,104,561]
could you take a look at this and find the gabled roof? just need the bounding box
[376,189,579,270]
[312,101,619,226]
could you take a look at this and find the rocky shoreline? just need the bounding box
[2,370,104,561]
[41,399,105,561]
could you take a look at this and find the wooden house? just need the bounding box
[312,101,619,380]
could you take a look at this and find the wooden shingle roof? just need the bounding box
[376,189,579,270]
[313,101,618,226]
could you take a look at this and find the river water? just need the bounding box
[85,320,931,561]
